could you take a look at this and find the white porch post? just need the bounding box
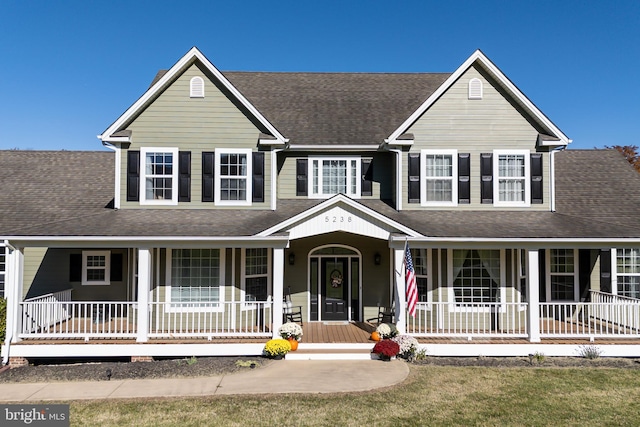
[136,247,151,343]
[394,247,406,333]
[272,248,284,338]
[5,246,24,346]
[527,249,541,343]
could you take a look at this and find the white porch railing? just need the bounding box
[541,297,640,338]
[405,302,528,338]
[21,289,73,333]
[19,299,138,339]
[148,301,273,338]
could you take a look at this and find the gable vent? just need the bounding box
[190,76,204,98]
[468,78,483,100]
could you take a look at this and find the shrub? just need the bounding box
[579,345,602,360]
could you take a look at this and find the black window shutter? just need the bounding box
[531,153,543,204]
[178,151,191,202]
[600,249,612,294]
[538,249,546,301]
[69,254,82,282]
[110,253,123,282]
[127,151,140,202]
[458,153,470,204]
[408,153,420,203]
[578,249,591,301]
[252,152,265,203]
[296,159,308,196]
[361,158,373,197]
[480,153,493,204]
[202,152,215,202]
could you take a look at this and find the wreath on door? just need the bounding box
[330,269,343,288]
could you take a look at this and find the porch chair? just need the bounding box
[366,304,394,325]
[283,287,303,325]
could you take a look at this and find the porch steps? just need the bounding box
[285,343,375,360]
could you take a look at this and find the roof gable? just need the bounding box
[99,47,287,145]
[386,50,571,146]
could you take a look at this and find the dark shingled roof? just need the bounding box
[2,149,640,240]
[223,72,450,145]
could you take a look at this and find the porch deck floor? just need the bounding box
[17,321,640,346]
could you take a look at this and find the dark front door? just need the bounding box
[321,257,349,321]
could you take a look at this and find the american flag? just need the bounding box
[405,242,418,317]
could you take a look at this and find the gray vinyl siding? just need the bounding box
[119,63,271,209]
[403,65,551,211]
[278,152,394,200]
[23,248,128,301]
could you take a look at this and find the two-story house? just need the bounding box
[3,47,640,365]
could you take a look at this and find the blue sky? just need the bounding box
[1,1,638,151]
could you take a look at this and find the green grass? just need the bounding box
[70,365,640,426]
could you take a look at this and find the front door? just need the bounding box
[321,257,349,321]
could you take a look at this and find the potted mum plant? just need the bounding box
[278,322,303,351]
[372,339,400,361]
[263,338,292,359]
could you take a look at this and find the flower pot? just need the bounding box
[288,338,299,351]
[273,354,284,360]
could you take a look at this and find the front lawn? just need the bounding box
[70,365,640,426]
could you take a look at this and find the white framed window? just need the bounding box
[468,78,483,100]
[410,248,430,304]
[190,76,204,98]
[215,148,252,205]
[493,150,530,206]
[421,149,457,206]
[309,157,361,198]
[140,147,179,205]
[615,248,640,299]
[242,248,271,309]
[449,249,504,311]
[546,249,578,301]
[82,251,111,286]
[166,249,224,312]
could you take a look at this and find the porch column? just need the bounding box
[527,249,541,343]
[272,248,284,338]
[5,246,24,346]
[136,247,151,343]
[394,247,406,333]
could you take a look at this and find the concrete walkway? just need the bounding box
[0,360,409,402]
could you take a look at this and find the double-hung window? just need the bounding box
[243,248,270,306]
[309,157,360,198]
[451,249,502,308]
[411,248,429,303]
[547,249,578,301]
[615,248,640,299]
[493,150,530,206]
[215,149,252,205]
[421,150,457,205]
[168,249,223,311]
[140,147,178,205]
[82,251,110,286]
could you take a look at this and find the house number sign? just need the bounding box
[324,215,353,223]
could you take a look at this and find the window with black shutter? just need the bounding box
[458,153,470,204]
[178,151,191,202]
[361,158,373,197]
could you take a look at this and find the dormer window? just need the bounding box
[190,76,204,98]
[468,78,483,100]
[309,157,361,198]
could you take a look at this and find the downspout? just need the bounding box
[550,146,564,212]
[271,148,284,211]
